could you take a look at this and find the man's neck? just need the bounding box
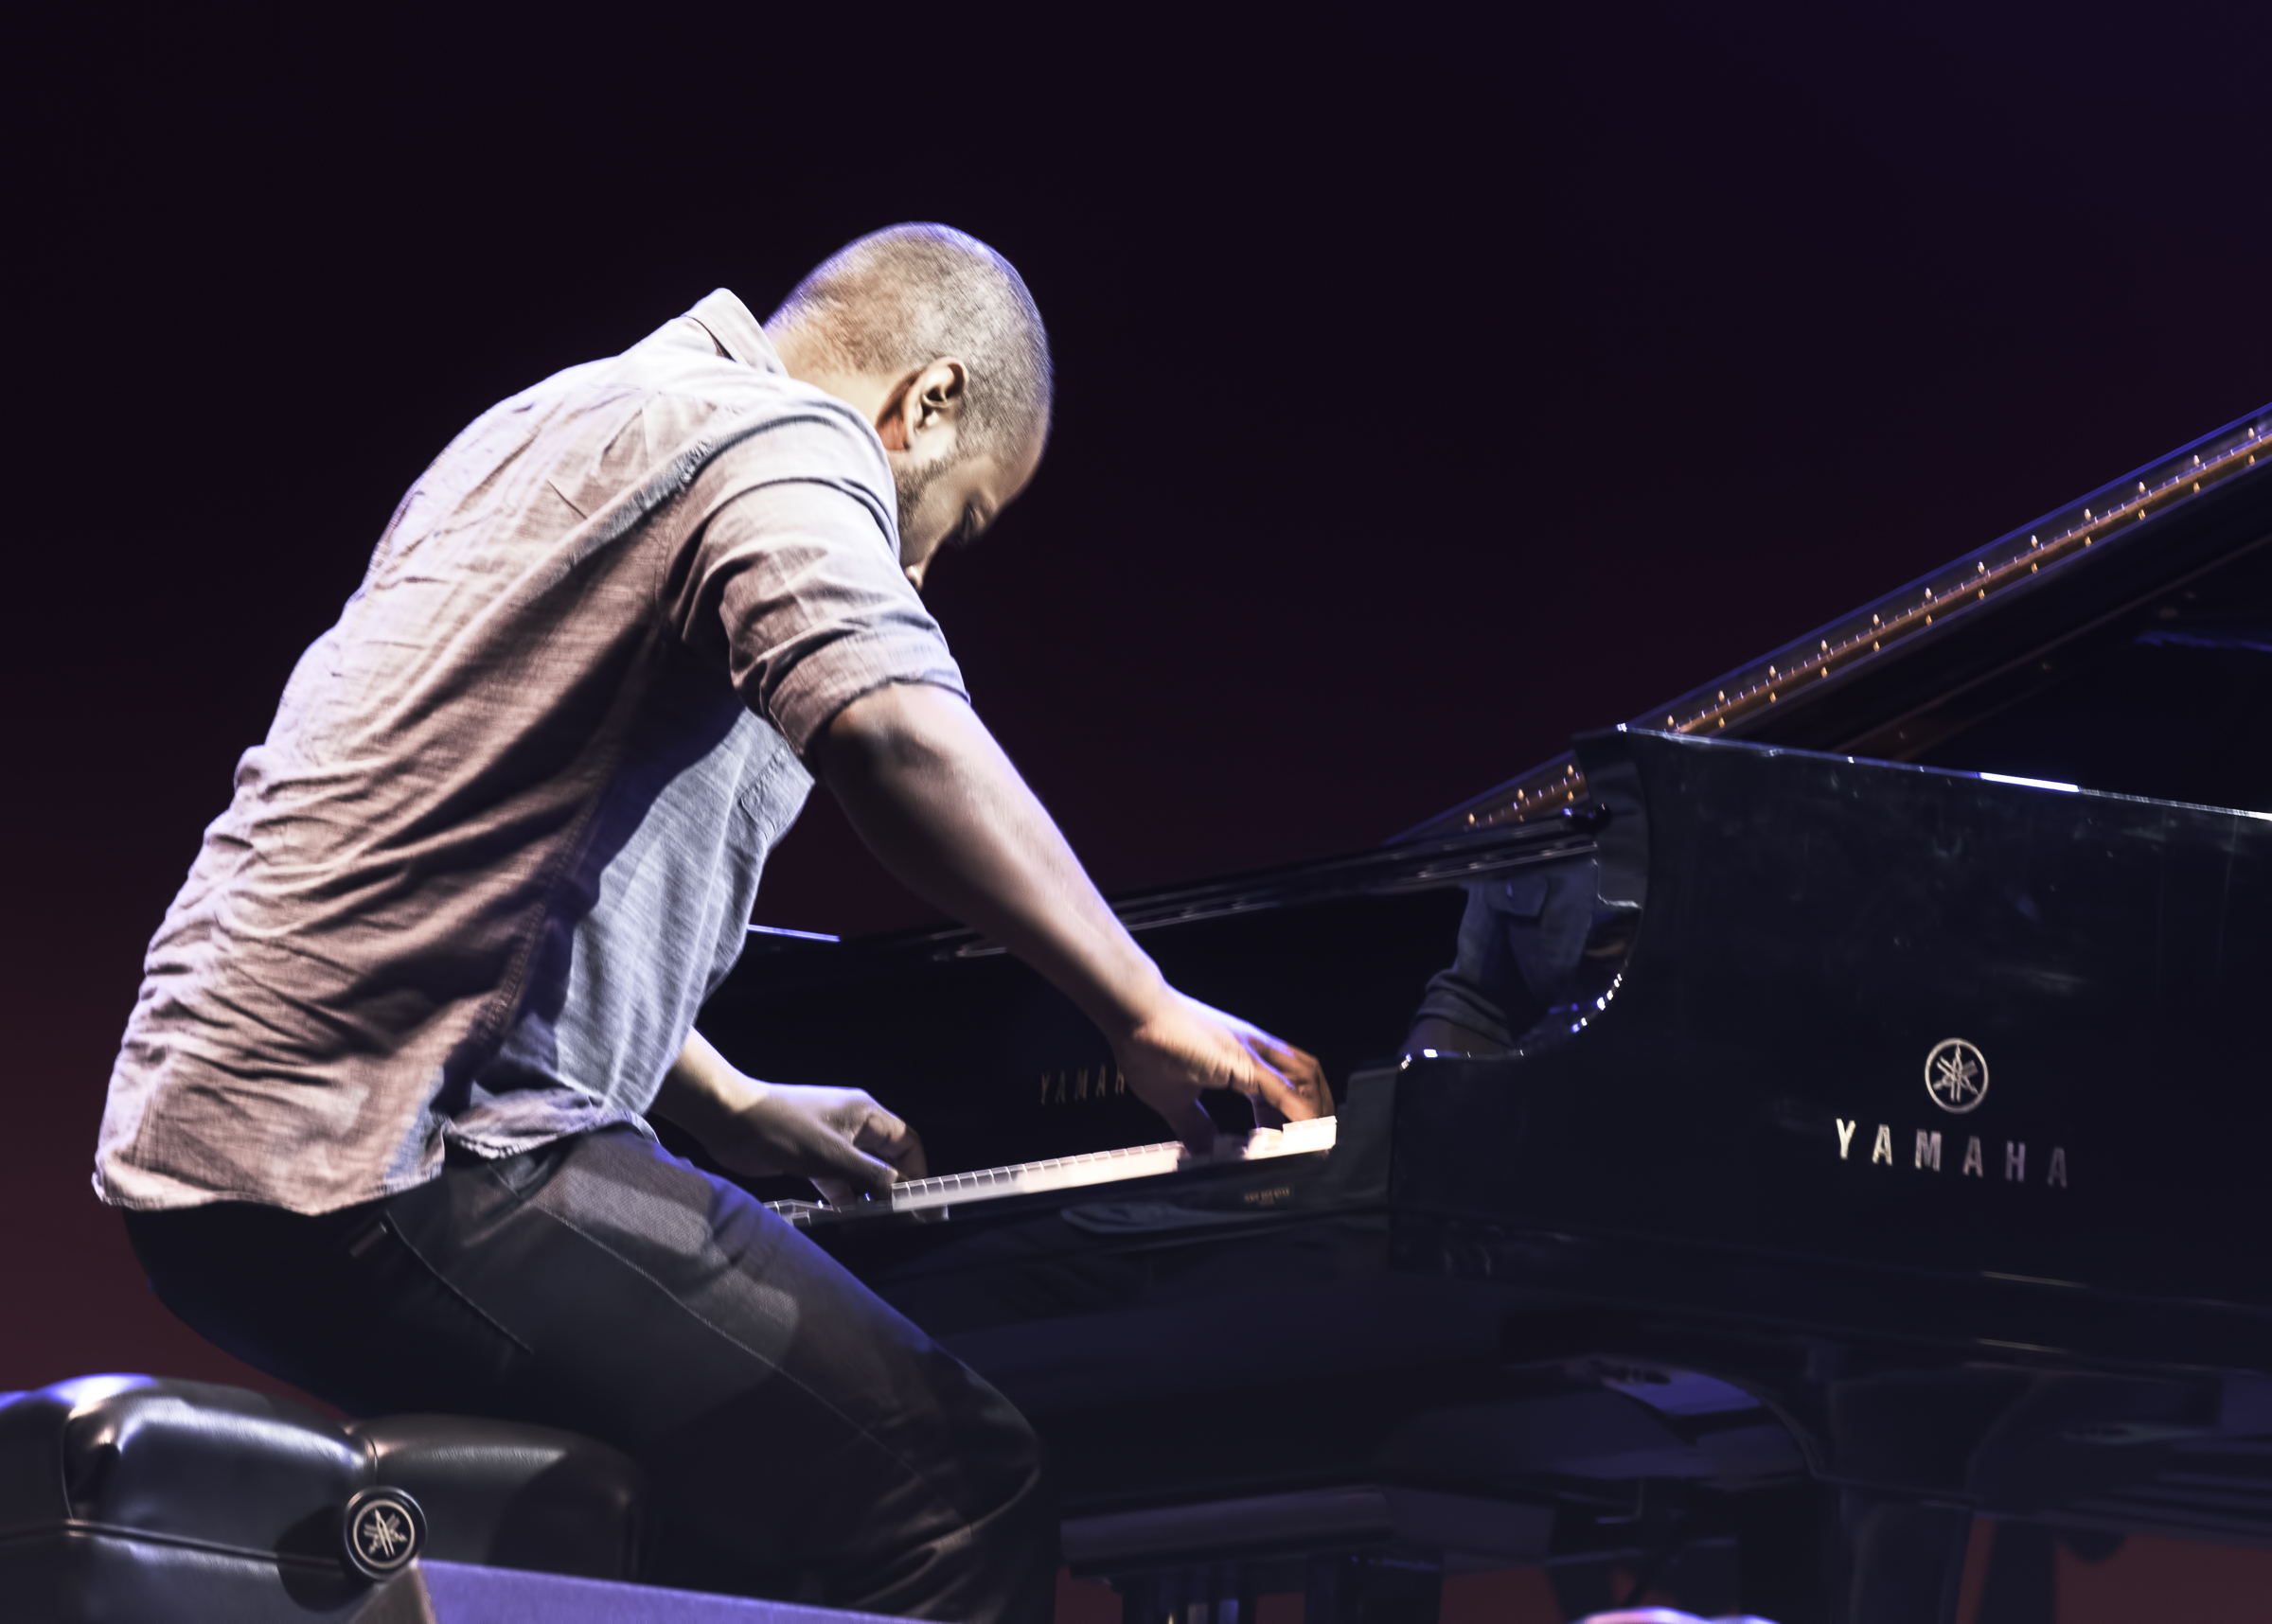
[767,327,900,444]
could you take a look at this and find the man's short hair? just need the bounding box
[768,223,1053,464]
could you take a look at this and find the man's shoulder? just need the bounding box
[591,339,884,470]
[435,314,892,534]
[641,376,894,517]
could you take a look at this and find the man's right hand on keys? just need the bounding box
[1115,991,1330,1153]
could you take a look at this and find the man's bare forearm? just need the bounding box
[652,1030,762,1142]
[815,682,1171,1039]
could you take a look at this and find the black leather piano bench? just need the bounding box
[0,1373,645,1622]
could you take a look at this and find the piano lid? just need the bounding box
[1405,401,2272,838]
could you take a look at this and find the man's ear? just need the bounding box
[879,360,967,453]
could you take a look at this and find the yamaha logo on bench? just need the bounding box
[343,1486,427,1580]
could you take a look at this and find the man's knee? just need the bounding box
[956,1375,1051,1524]
[961,1396,1058,1624]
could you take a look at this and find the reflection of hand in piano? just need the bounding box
[1113,992,1331,1153]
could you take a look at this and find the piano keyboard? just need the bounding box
[772,1114,1340,1227]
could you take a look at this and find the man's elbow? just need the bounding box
[814,682,967,787]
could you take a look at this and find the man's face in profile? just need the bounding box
[891,431,1043,591]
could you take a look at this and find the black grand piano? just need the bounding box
[684,405,2272,1623]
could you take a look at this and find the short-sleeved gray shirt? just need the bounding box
[95,291,964,1215]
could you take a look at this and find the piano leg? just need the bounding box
[1733,1483,1835,1621]
[1836,1492,1971,1624]
[1301,1555,1441,1624]
[1731,1483,1970,1624]
[1116,1562,1298,1624]
[1119,1570,1178,1624]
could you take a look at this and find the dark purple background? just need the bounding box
[4,5,2266,1403]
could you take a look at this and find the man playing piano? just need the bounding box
[94,224,1329,1623]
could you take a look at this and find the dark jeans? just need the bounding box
[124,1126,1055,1623]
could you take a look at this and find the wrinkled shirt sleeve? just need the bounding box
[671,416,966,754]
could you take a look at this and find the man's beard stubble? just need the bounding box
[893,454,949,543]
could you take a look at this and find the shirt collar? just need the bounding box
[684,290,783,374]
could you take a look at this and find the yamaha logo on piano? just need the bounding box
[1834,1039,2068,1188]
[1924,1037,1988,1113]
[1038,1067,1127,1106]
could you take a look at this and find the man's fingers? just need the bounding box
[1246,1033,1330,1117]
[1121,995,1336,1147]
[1273,1039,1328,1092]
[1183,999,1329,1119]
[814,1134,900,1202]
[1235,1053,1319,1122]
[1281,1049,1332,1116]
[1251,1032,1327,1088]
[1168,1095,1217,1154]
[853,1110,928,1178]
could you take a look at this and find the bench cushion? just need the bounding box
[351,1413,643,1577]
[0,1374,646,1620]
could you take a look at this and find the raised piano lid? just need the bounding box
[1405,402,2272,838]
